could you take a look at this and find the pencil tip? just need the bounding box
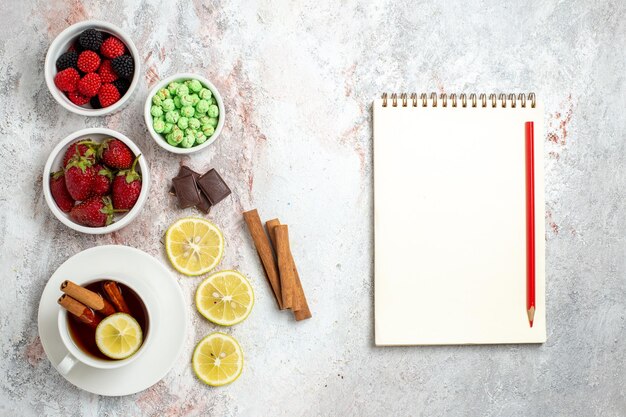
[527,306,535,327]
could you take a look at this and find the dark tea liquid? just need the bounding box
[67,281,148,360]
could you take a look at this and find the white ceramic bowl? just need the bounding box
[43,128,150,234]
[44,20,141,116]
[144,73,225,154]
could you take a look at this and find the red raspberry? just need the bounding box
[68,91,90,105]
[98,60,118,83]
[98,83,121,107]
[77,73,102,97]
[54,68,80,92]
[100,36,125,59]
[77,50,101,73]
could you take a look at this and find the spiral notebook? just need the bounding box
[374,93,546,345]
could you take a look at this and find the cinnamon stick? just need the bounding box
[266,219,312,321]
[58,295,101,329]
[274,225,295,309]
[243,209,283,309]
[60,280,116,316]
[103,281,131,314]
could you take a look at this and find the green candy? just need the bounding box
[173,96,182,109]
[152,95,163,106]
[207,117,218,127]
[162,98,175,112]
[198,88,212,100]
[181,105,195,118]
[153,118,166,133]
[157,88,170,100]
[165,110,180,124]
[209,97,216,105]
[188,117,201,130]
[162,122,174,134]
[171,129,184,144]
[177,117,189,130]
[196,100,209,114]
[151,105,163,118]
[207,104,219,118]
[202,124,215,137]
[195,131,207,144]
[177,84,189,96]
[190,94,200,106]
[167,82,180,95]
[188,79,203,92]
[198,116,210,125]
[180,94,194,106]
[180,135,195,148]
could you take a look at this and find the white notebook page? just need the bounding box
[373,98,546,345]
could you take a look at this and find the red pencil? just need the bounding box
[525,121,535,327]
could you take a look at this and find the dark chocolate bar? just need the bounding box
[170,166,199,195]
[170,166,211,213]
[172,174,201,209]
[196,169,231,206]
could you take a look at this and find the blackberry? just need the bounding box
[79,29,103,51]
[56,51,78,70]
[90,96,102,109]
[111,55,134,79]
[112,78,130,95]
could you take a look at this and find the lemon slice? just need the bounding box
[196,270,254,326]
[165,217,224,276]
[95,313,143,360]
[192,332,243,386]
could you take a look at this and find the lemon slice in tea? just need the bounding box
[192,332,243,386]
[165,217,224,276]
[95,313,143,360]
[195,270,254,326]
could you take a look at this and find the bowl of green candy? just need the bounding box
[144,73,224,154]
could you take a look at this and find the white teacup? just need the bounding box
[56,277,155,375]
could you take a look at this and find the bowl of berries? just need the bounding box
[44,20,139,116]
[43,128,150,234]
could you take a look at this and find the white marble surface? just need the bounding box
[1,0,625,416]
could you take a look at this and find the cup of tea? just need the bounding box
[56,278,153,374]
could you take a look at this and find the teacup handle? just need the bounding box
[57,353,78,375]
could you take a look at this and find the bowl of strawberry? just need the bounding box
[43,128,150,234]
[45,20,139,116]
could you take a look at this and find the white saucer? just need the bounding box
[38,245,187,396]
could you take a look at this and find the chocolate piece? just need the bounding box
[196,169,231,206]
[170,166,199,195]
[172,174,201,208]
[170,166,211,213]
[195,192,212,214]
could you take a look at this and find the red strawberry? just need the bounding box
[49,171,75,212]
[65,156,96,201]
[62,141,97,167]
[70,196,118,227]
[112,155,142,210]
[98,83,121,107]
[54,68,80,92]
[99,138,133,169]
[77,50,101,73]
[100,36,125,59]
[97,60,118,83]
[77,73,101,97]
[92,164,113,196]
[67,91,90,105]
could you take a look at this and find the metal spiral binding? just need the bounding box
[381,92,536,108]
